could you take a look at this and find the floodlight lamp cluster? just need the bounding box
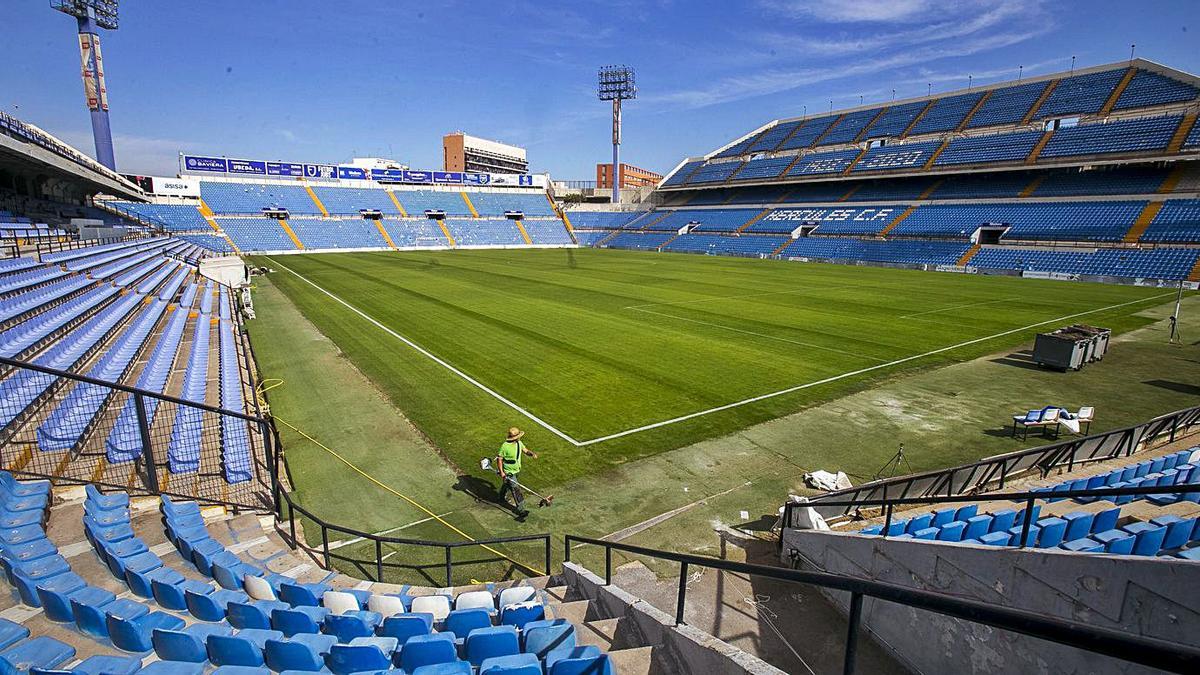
[598,65,637,101]
[51,0,119,29]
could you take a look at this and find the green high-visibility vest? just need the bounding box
[499,441,523,474]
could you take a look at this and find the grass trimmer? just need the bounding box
[480,458,554,507]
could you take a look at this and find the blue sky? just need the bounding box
[3,0,1197,179]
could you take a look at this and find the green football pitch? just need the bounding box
[249,248,1176,487]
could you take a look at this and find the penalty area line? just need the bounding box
[573,291,1176,446]
[265,257,586,447]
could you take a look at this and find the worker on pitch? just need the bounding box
[497,427,538,517]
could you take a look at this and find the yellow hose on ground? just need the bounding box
[255,381,546,577]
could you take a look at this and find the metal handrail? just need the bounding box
[0,356,267,425]
[799,404,1200,521]
[564,534,1200,674]
[275,487,551,586]
[784,480,1200,552]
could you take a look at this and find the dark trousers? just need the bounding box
[499,474,526,511]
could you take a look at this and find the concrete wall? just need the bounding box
[562,562,787,675]
[782,528,1200,675]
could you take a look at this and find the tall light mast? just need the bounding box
[598,66,637,204]
[51,1,119,170]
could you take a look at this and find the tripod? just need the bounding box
[874,443,913,481]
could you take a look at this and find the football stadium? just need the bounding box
[0,1,1198,673]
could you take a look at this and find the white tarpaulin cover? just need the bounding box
[804,470,853,492]
[775,495,830,531]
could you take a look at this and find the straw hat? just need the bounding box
[506,427,525,441]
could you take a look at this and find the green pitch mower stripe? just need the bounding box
[267,254,1172,447]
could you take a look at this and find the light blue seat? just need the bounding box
[987,510,1017,533]
[0,620,29,651]
[1060,512,1095,542]
[325,642,392,675]
[954,505,978,522]
[228,599,290,630]
[0,637,75,674]
[961,515,992,541]
[30,653,142,674]
[935,522,966,542]
[213,560,260,591]
[502,602,546,630]
[1007,525,1039,547]
[126,564,184,600]
[74,596,147,639]
[398,633,459,673]
[1122,522,1167,556]
[1036,518,1068,548]
[152,623,234,662]
[522,619,576,659]
[1178,548,1200,561]
[109,611,186,653]
[884,519,908,536]
[0,524,45,546]
[466,626,520,667]
[10,555,73,605]
[858,525,883,536]
[187,588,249,622]
[445,608,491,641]
[977,531,1011,546]
[322,611,382,643]
[194,549,243,578]
[278,582,331,607]
[378,613,433,643]
[548,654,615,675]
[85,485,129,511]
[1151,515,1194,550]
[1093,529,1135,555]
[911,527,938,541]
[272,606,331,637]
[38,582,111,623]
[904,514,932,534]
[211,668,270,675]
[479,653,541,675]
[150,574,207,610]
[207,628,283,667]
[1060,539,1104,553]
[1091,508,1120,534]
[263,633,337,672]
[0,473,50,498]
[930,508,957,528]
[543,646,601,671]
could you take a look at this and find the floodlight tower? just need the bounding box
[598,65,636,203]
[51,0,119,170]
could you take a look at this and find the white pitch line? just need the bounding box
[573,291,1175,446]
[267,257,586,446]
[628,306,888,362]
[899,297,1019,319]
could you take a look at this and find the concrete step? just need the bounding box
[607,645,654,675]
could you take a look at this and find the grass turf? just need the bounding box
[250,248,1172,486]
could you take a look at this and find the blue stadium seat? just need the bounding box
[271,606,331,637]
[207,628,283,667]
[398,633,460,673]
[262,633,336,672]
[479,653,541,675]
[0,637,75,674]
[109,611,186,652]
[466,625,521,666]
[523,619,577,659]
[152,623,235,663]
[378,612,434,643]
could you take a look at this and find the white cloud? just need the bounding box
[761,0,938,23]
[650,0,1055,109]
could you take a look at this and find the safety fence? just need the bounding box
[564,534,1199,674]
[796,404,1200,522]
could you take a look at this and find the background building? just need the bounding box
[596,162,662,189]
[443,132,527,174]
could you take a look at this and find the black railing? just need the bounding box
[799,404,1200,522]
[784,481,1200,552]
[563,534,1200,674]
[275,489,551,587]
